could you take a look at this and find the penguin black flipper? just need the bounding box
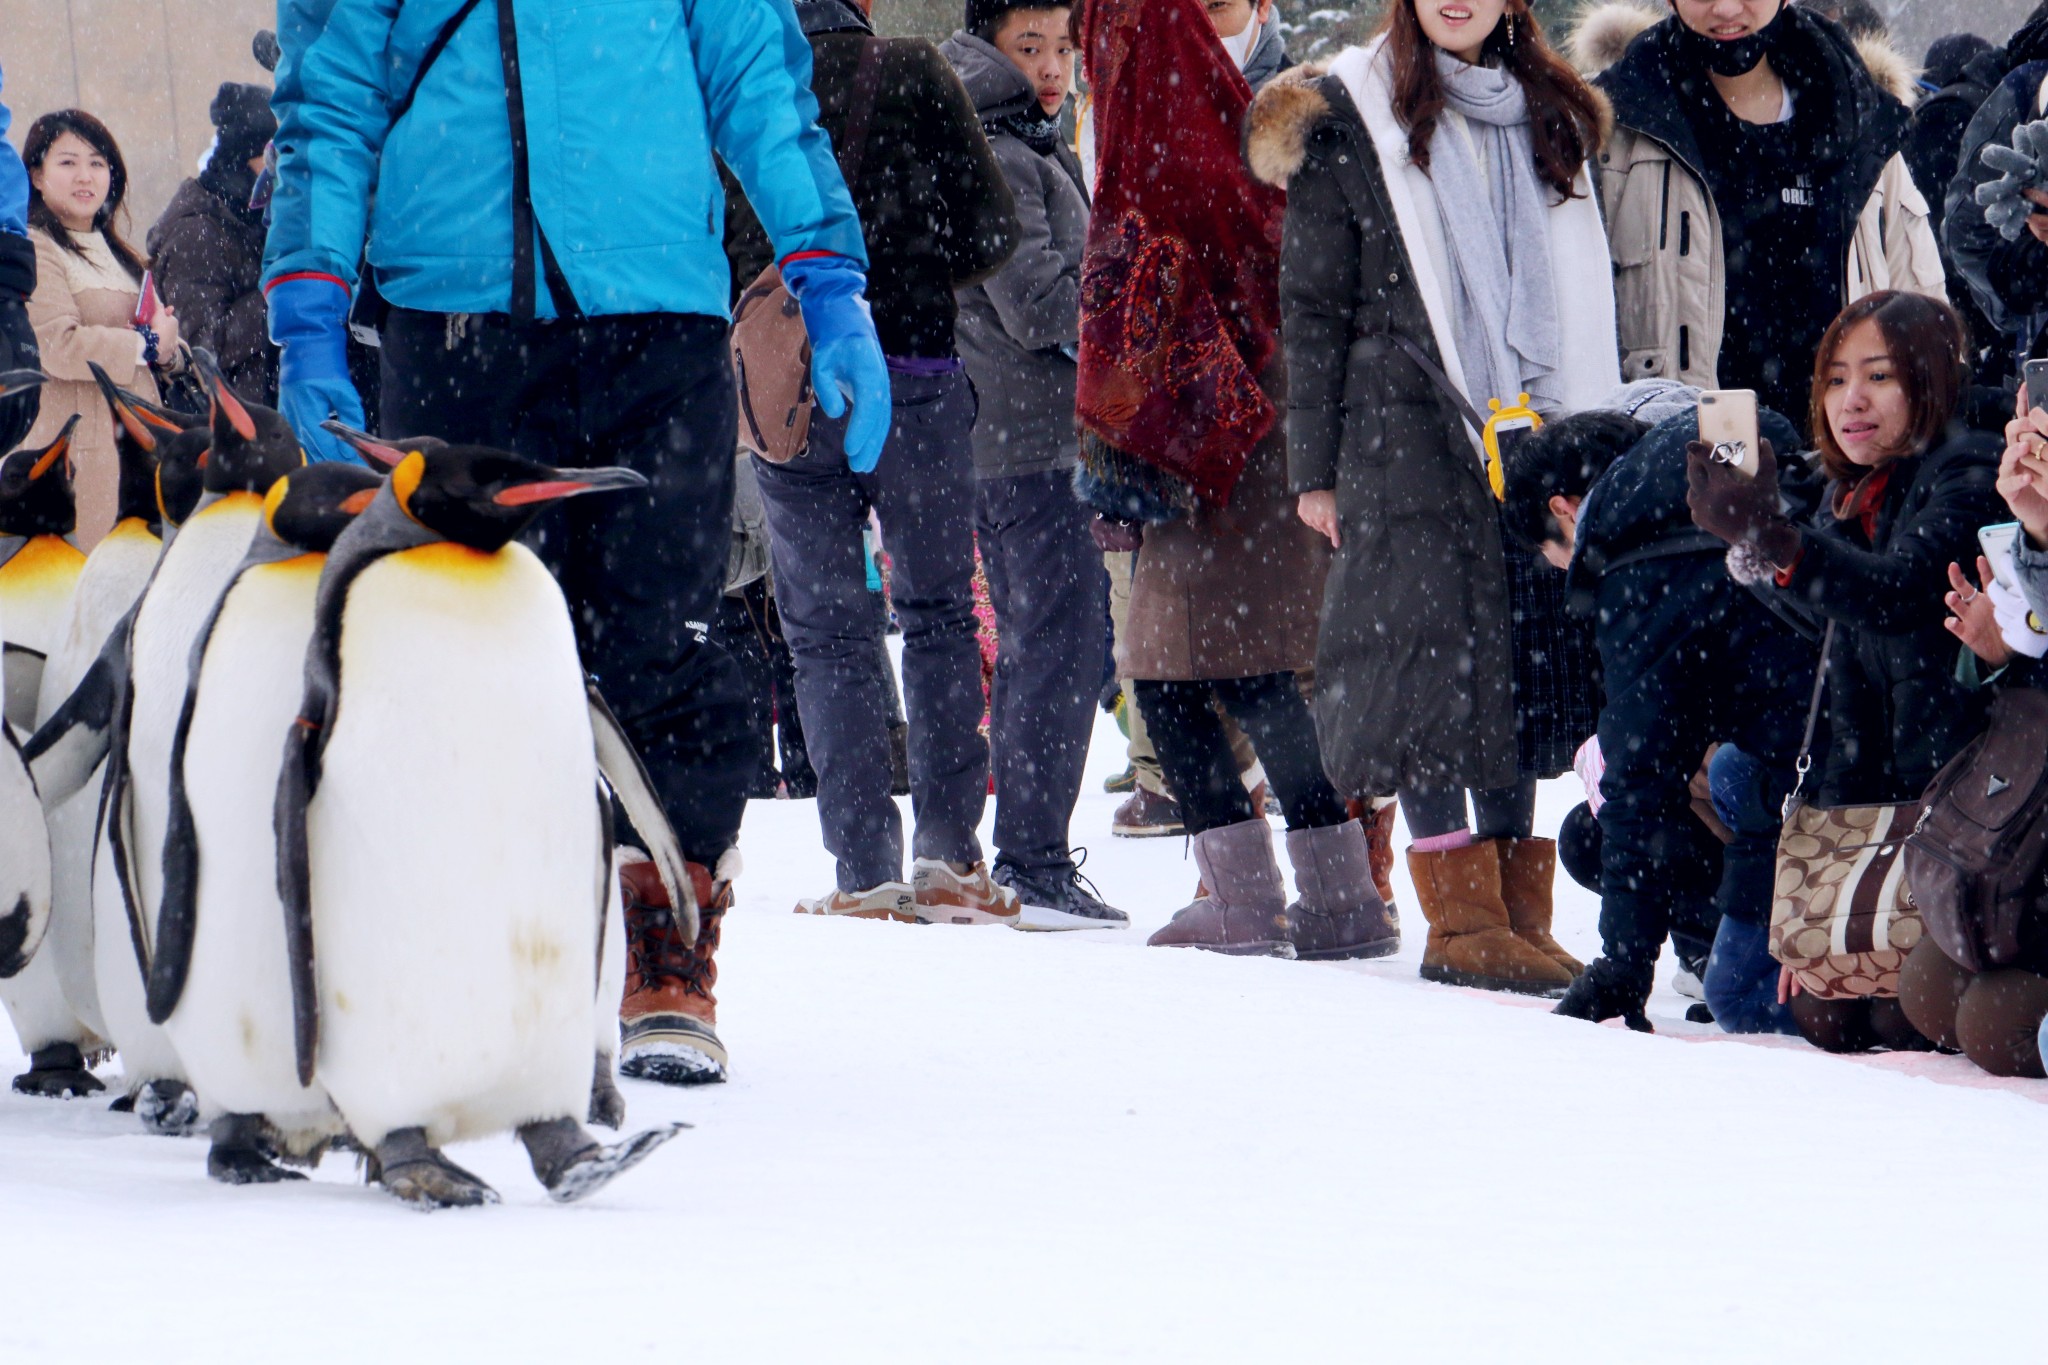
[148,566,250,1024]
[586,679,697,945]
[23,615,129,806]
[594,784,615,992]
[0,719,52,977]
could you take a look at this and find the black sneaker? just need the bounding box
[994,854,1129,931]
[1553,956,1654,1033]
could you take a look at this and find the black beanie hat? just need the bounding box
[210,82,278,169]
[964,0,1066,40]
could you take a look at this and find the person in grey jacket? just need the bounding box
[941,2,1121,924]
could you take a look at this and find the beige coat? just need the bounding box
[1576,1,1946,392]
[23,228,158,549]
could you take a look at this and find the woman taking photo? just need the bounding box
[22,109,179,547]
[1251,0,1618,993]
[1688,290,2003,1053]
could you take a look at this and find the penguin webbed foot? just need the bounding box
[521,1114,689,1204]
[206,1114,308,1185]
[373,1127,500,1211]
[589,1052,625,1130]
[11,1043,106,1098]
[133,1078,200,1135]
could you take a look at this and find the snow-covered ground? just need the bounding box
[4,705,2046,1363]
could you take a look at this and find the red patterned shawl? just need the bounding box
[1074,0,1286,513]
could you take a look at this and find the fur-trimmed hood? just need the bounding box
[1243,55,1614,188]
[1567,0,1919,105]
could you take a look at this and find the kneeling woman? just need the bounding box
[1256,0,1618,992]
[1689,290,2003,1052]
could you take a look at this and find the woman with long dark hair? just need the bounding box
[1249,0,1618,993]
[21,109,180,546]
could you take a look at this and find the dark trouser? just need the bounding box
[1134,673,1347,836]
[380,308,750,865]
[1701,745,1797,1034]
[753,369,986,892]
[1399,781,1538,841]
[1596,584,1812,989]
[976,469,1106,875]
[715,577,812,794]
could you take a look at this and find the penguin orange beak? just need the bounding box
[91,362,184,451]
[194,350,257,443]
[318,419,436,470]
[492,466,648,506]
[28,415,81,480]
[0,369,47,398]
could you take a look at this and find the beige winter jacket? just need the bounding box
[1573,2,1946,390]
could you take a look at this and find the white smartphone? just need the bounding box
[1980,521,2025,596]
[1698,390,1760,477]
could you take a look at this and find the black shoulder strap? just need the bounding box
[1385,331,1487,438]
[390,0,486,125]
[834,39,887,199]
[1784,620,1835,817]
[495,0,581,321]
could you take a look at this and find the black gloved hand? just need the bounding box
[1686,437,1802,569]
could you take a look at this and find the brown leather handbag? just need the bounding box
[731,38,884,464]
[1768,626,1926,998]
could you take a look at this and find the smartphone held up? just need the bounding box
[1699,389,1760,478]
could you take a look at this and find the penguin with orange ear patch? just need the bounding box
[280,445,692,1209]
[0,414,87,730]
[151,462,382,1183]
[0,370,56,1052]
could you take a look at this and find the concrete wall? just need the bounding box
[1,0,274,241]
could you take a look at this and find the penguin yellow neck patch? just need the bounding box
[392,453,426,527]
[263,475,292,538]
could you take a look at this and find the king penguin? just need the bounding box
[29,351,296,1131]
[151,462,380,1183]
[279,443,692,1209]
[0,369,56,1003]
[0,414,86,729]
[15,378,202,1098]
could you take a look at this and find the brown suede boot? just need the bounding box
[619,855,731,1086]
[1497,837,1583,977]
[1284,820,1399,961]
[1344,798,1400,907]
[1408,842,1575,996]
[1146,818,1295,957]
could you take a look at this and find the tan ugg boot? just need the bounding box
[1497,837,1584,977]
[1408,842,1575,996]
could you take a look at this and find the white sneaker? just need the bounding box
[794,882,915,921]
[1672,966,1706,1001]
[910,859,1021,926]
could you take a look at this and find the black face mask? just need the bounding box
[1670,2,1781,78]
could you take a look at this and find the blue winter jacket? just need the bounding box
[261,0,868,319]
[0,59,29,238]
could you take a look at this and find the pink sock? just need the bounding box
[1410,829,1475,853]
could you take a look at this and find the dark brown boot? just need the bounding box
[1408,842,1575,996]
[1497,837,1583,976]
[619,855,731,1086]
[1345,799,1400,909]
[1146,818,1294,957]
[1284,820,1399,960]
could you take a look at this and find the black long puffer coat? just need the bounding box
[1774,425,2004,807]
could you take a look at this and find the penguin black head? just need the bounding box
[390,446,648,553]
[320,419,448,473]
[154,429,212,531]
[89,362,201,530]
[0,413,81,539]
[192,348,304,495]
[262,463,384,554]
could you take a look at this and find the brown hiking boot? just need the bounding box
[1346,798,1400,908]
[1283,820,1399,961]
[1146,817,1295,957]
[1497,837,1583,977]
[1112,786,1184,838]
[619,856,731,1086]
[1408,841,1574,996]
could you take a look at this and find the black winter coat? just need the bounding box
[146,169,275,404]
[1774,427,2004,807]
[1261,73,1514,796]
[724,1,1018,360]
[1944,62,2048,359]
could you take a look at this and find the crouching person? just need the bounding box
[1501,395,1818,1031]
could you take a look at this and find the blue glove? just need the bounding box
[781,254,889,474]
[266,274,365,463]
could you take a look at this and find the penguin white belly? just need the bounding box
[0,536,87,731]
[310,544,598,1149]
[125,496,263,950]
[91,782,188,1092]
[163,557,337,1136]
[30,522,160,1044]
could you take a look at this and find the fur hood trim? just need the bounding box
[1242,54,1612,187]
[1567,1,1920,105]
[1245,61,1331,187]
